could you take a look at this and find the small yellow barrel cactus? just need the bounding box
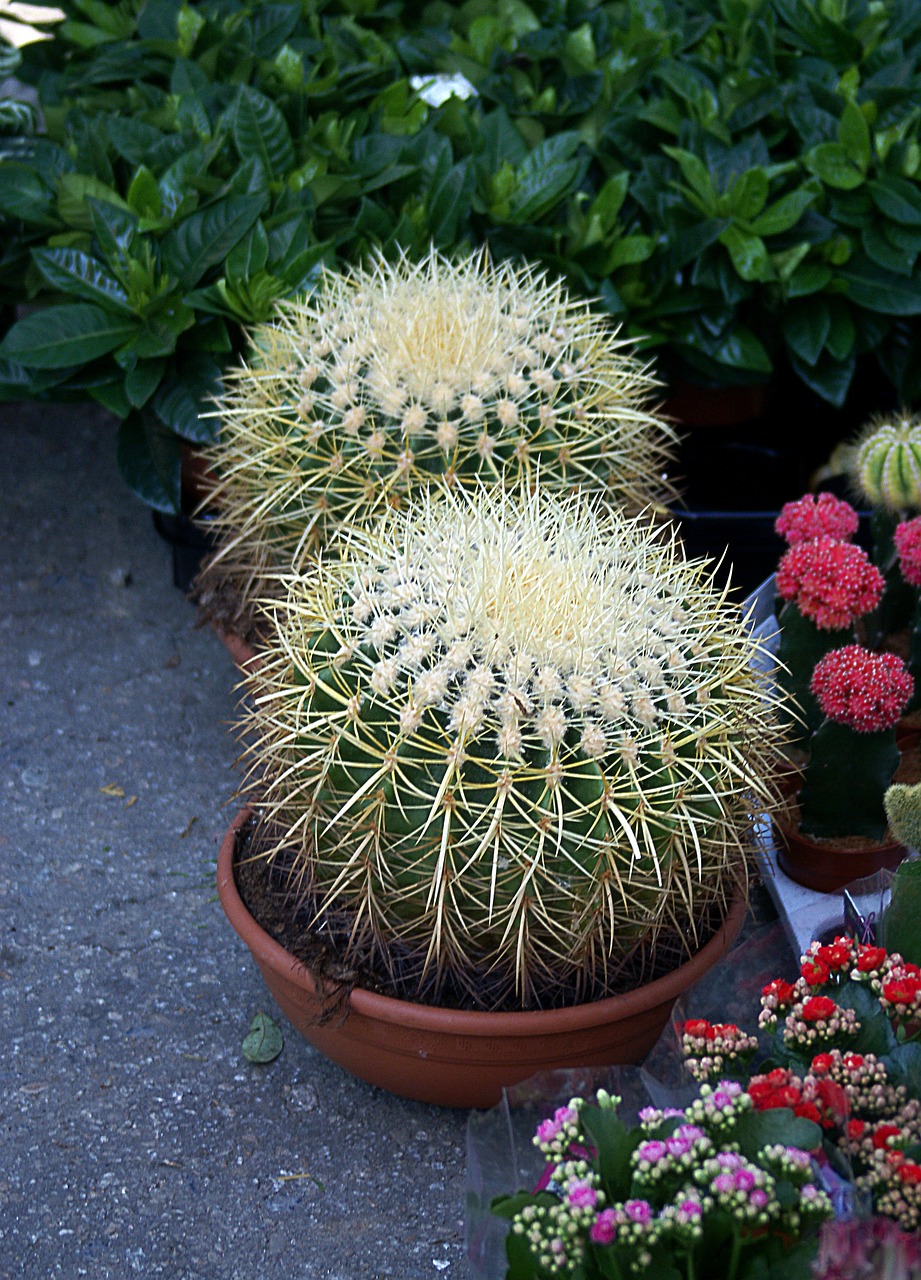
[204,248,678,622]
[849,413,921,512]
[240,485,783,1011]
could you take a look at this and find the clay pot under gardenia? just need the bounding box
[217,809,748,1109]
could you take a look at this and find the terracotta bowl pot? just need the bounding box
[212,625,260,672]
[217,810,748,1108]
[774,812,906,895]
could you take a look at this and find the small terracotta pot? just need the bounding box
[217,810,748,1108]
[213,625,259,672]
[774,813,906,894]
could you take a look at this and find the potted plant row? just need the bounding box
[2,0,921,538]
[758,417,921,891]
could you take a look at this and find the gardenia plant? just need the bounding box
[239,484,783,1011]
[490,1083,831,1279]
[681,934,921,1235]
[204,248,677,629]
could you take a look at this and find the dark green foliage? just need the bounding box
[4,0,921,506]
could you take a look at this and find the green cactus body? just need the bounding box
[884,783,921,850]
[798,722,900,842]
[204,249,678,615]
[880,858,921,965]
[242,487,783,1009]
[776,601,852,745]
[852,417,921,512]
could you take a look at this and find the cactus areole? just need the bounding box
[240,487,782,1011]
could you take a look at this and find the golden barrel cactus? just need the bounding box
[849,413,921,512]
[240,486,782,1011]
[204,249,678,622]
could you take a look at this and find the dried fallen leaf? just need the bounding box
[242,1011,283,1064]
[99,784,125,798]
[124,796,137,809]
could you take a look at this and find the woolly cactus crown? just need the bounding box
[849,413,921,511]
[240,485,782,1010]
[205,248,677,612]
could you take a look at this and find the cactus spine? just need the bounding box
[204,249,678,620]
[240,486,783,1010]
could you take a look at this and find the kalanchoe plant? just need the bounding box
[682,935,921,1235]
[773,532,883,746]
[797,644,914,841]
[202,247,677,637]
[490,1083,830,1280]
[238,484,783,1011]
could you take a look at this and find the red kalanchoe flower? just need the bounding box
[811,1052,835,1075]
[856,945,888,973]
[882,974,921,1005]
[801,957,831,986]
[873,1123,905,1151]
[682,1019,716,1040]
[899,1163,921,1185]
[817,941,852,971]
[762,978,796,1004]
[776,536,883,629]
[775,492,860,546]
[847,1118,866,1140]
[811,645,914,732]
[895,516,921,588]
[802,995,838,1022]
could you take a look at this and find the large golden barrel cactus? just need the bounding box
[203,249,678,624]
[239,486,782,1011]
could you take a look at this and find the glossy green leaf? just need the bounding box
[161,196,265,289]
[725,167,768,221]
[839,254,921,314]
[782,298,830,366]
[719,225,774,282]
[153,355,223,443]
[838,100,872,172]
[869,175,921,226]
[126,166,161,221]
[750,186,818,236]
[124,358,166,409]
[58,173,130,231]
[225,221,269,284]
[0,303,138,369]
[232,85,295,180]
[608,235,655,270]
[0,165,59,227]
[804,142,865,191]
[788,348,855,406]
[30,247,133,313]
[862,223,916,276]
[117,410,181,513]
[662,145,716,210]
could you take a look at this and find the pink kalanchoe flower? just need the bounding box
[776,537,884,630]
[895,516,921,588]
[589,1208,617,1245]
[566,1179,598,1209]
[624,1199,653,1224]
[811,645,914,732]
[775,492,860,546]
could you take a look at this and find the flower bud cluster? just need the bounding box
[630,1124,712,1186]
[679,1019,759,1082]
[534,1101,584,1159]
[810,645,913,732]
[781,995,861,1049]
[694,1152,777,1224]
[895,515,921,588]
[682,1080,750,1133]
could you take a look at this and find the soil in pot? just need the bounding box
[219,811,748,1107]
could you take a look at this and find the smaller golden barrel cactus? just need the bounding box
[884,782,921,850]
[240,486,783,1011]
[849,413,921,512]
[204,249,678,617]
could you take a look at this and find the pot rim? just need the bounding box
[218,808,748,1037]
